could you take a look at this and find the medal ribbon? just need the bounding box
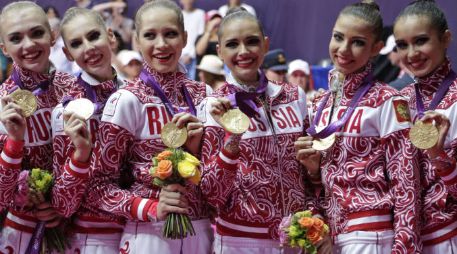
[226,71,268,118]
[9,68,50,96]
[414,70,457,119]
[139,69,196,117]
[307,73,373,139]
[24,221,46,254]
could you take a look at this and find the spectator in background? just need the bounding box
[75,0,93,9]
[262,48,288,83]
[218,0,256,17]
[93,0,134,46]
[117,50,143,81]
[48,10,81,75]
[381,35,414,91]
[287,59,315,97]
[197,54,225,91]
[195,10,222,79]
[180,0,205,80]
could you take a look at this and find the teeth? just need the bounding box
[155,54,171,59]
[237,59,253,65]
[23,52,40,60]
[87,54,102,65]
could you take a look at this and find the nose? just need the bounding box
[22,36,35,49]
[407,45,418,59]
[83,39,95,52]
[239,43,249,55]
[338,40,350,55]
[156,35,166,49]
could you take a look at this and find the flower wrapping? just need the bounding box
[150,149,201,239]
[23,168,70,254]
[279,210,329,254]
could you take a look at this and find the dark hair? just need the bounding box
[217,8,264,41]
[338,0,383,41]
[394,0,448,37]
[135,0,184,34]
[113,30,125,53]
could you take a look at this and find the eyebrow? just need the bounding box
[7,25,45,37]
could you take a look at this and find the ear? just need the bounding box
[263,36,270,55]
[62,46,74,62]
[0,43,9,58]
[107,28,117,47]
[216,43,222,60]
[371,40,384,57]
[50,29,57,47]
[442,29,452,49]
[183,30,188,48]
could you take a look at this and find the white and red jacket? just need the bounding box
[313,67,421,253]
[401,59,457,246]
[0,64,74,233]
[86,64,210,222]
[51,71,125,233]
[200,73,321,240]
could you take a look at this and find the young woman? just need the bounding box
[87,1,213,253]
[395,1,457,253]
[295,1,421,253]
[49,7,126,253]
[0,1,74,253]
[200,9,321,254]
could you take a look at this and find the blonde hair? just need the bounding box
[60,7,106,41]
[135,0,184,34]
[0,1,50,43]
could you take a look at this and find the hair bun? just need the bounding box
[361,0,380,11]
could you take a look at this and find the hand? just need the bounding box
[209,97,232,126]
[294,136,321,176]
[181,55,192,65]
[34,202,62,228]
[421,111,450,159]
[172,112,203,155]
[0,96,26,141]
[63,112,92,162]
[206,18,221,34]
[157,184,189,220]
[316,235,332,254]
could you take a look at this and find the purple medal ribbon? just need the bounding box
[9,68,50,96]
[414,70,457,119]
[226,71,268,118]
[307,73,373,139]
[139,69,196,117]
[75,74,103,112]
[25,221,46,254]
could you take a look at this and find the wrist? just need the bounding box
[224,132,242,154]
[431,151,456,173]
[73,148,91,163]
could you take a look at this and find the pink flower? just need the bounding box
[14,171,30,206]
[279,214,293,245]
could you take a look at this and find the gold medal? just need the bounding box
[64,98,95,120]
[410,121,439,149]
[312,134,336,151]
[220,108,250,134]
[10,89,37,117]
[161,122,188,148]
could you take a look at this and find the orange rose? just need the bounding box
[154,160,173,180]
[306,228,322,245]
[312,217,325,232]
[157,150,173,161]
[298,217,314,229]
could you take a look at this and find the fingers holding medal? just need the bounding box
[210,97,250,134]
[0,90,33,141]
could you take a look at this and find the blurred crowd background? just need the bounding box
[0,0,456,93]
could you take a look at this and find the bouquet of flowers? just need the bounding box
[16,168,70,254]
[279,210,329,254]
[150,149,201,239]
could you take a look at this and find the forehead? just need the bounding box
[139,7,179,31]
[220,18,262,41]
[394,15,434,36]
[334,15,373,37]
[1,7,49,35]
[63,14,105,38]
